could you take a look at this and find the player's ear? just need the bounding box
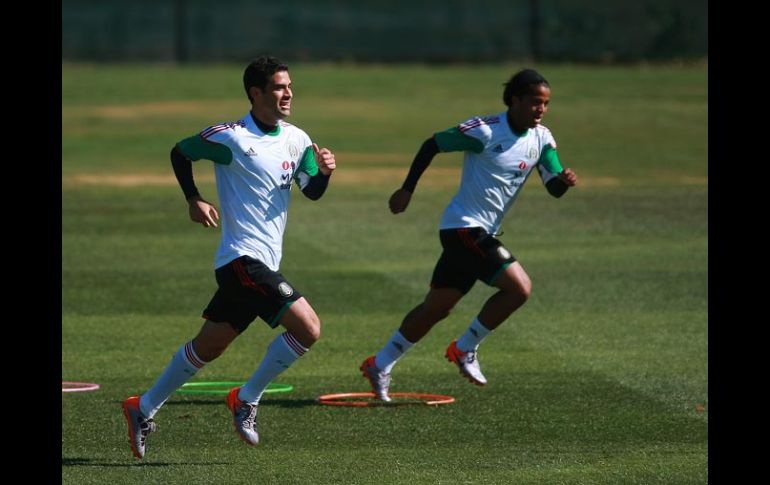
[248,86,262,102]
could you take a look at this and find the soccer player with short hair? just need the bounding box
[360,69,577,401]
[122,55,336,458]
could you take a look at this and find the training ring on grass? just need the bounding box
[177,381,293,395]
[62,381,100,393]
[317,392,455,407]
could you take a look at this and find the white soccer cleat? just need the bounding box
[123,396,157,459]
[445,340,487,386]
[360,356,392,402]
[226,387,260,446]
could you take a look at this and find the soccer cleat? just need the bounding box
[226,387,259,446]
[122,396,157,459]
[360,356,392,402]
[445,341,488,386]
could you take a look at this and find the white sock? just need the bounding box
[374,330,414,374]
[140,341,206,418]
[238,331,308,404]
[456,318,492,352]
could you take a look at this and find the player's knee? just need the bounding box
[306,318,321,344]
[298,315,321,346]
[502,281,531,304]
[517,280,532,302]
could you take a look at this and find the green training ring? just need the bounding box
[177,381,293,395]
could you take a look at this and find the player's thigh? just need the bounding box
[492,261,532,296]
[278,297,321,347]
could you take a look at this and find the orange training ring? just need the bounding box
[317,391,454,407]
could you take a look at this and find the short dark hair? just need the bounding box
[243,56,289,102]
[502,69,550,107]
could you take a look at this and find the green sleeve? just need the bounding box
[433,127,485,154]
[538,144,563,174]
[177,135,233,165]
[295,146,319,178]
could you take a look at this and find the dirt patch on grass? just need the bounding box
[62,168,458,187]
[70,100,241,120]
[65,173,213,187]
[679,176,708,185]
[332,167,461,186]
[63,171,701,189]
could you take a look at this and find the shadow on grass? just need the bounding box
[163,398,318,408]
[62,457,230,467]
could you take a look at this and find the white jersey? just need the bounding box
[179,112,316,271]
[438,112,560,235]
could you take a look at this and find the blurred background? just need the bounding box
[63,0,707,64]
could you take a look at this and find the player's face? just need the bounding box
[254,70,293,124]
[510,84,550,131]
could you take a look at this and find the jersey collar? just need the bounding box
[249,111,281,136]
[505,111,528,137]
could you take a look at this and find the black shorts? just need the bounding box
[203,255,302,333]
[430,227,516,294]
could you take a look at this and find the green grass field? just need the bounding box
[62,62,707,484]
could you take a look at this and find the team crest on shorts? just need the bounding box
[497,246,512,260]
[278,282,294,297]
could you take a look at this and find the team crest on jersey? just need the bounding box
[518,161,528,170]
[286,141,300,160]
[278,282,294,297]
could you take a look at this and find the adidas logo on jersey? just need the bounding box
[244,147,257,157]
[492,144,504,153]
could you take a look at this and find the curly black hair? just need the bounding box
[502,69,549,107]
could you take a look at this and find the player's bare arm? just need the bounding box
[390,137,441,214]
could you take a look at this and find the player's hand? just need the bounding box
[389,188,412,214]
[187,196,220,228]
[558,168,577,186]
[313,143,336,176]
